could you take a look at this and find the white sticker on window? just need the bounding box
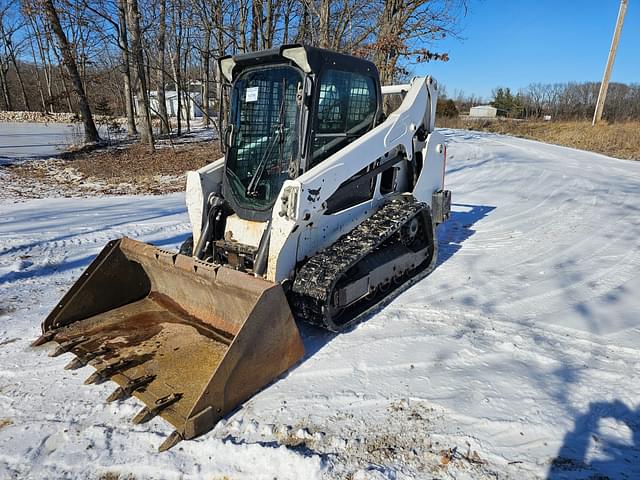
[245,87,259,102]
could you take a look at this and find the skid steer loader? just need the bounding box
[33,44,451,451]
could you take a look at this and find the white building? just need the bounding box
[135,83,211,121]
[469,105,497,118]
[149,90,203,120]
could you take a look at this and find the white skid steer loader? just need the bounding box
[34,44,451,451]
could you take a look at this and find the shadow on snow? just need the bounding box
[548,400,640,479]
[0,231,189,284]
[300,202,496,360]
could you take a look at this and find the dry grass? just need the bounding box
[67,142,220,182]
[0,418,13,429]
[4,141,221,198]
[98,473,136,480]
[439,117,640,161]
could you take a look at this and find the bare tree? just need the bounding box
[319,0,330,48]
[3,0,475,139]
[125,0,153,147]
[0,54,10,109]
[250,0,260,50]
[24,17,47,111]
[156,0,169,134]
[24,10,55,112]
[169,0,186,135]
[116,0,137,136]
[0,1,25,109]
[237,0,249,52]
[370,0,467,84]
[43,0,100,143]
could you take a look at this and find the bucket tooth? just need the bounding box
[84,370,104,385]
[32,330,57,347]
[158,431,183,452]
[49,345,66,358]
[64,356,86,370]
[132,406,152,425]
[107,386,126,403]
[85,358,133,385]
[132,393,182,425]
[49,336,88,357]
[106,374,156,402]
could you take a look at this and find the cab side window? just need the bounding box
[310,69,377,168]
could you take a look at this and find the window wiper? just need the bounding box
[245,125,281,198]
[245,79,287,198]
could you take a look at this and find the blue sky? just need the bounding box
[415,0,639,101]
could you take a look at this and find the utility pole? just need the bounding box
[592,0,628,126]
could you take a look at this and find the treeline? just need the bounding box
[491,82,640,122]
[0,0,468,147]
[438,82,640,122]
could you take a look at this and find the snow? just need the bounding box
[0,121,214,166]
[0,122,122,165]
[1,129,639,479]
[0,122,83,163]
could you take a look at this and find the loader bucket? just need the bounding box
[34,237,304,451]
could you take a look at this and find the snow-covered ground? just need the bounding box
[1,130,639,479]
[0,123,87,162]
[0,121,211,166]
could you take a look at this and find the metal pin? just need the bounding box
[131,392,182,424]
[106,374,155,402]
[64,346,110,370]
[49,336,88,357]
[83,346,111,364]
[84,358,133,385]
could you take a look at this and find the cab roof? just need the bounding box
[219,44,379,83]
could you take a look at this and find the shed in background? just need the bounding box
[469,105,497,118]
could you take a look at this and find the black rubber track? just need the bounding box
[289,196,436,331]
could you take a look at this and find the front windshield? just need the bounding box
[226,65,303,212]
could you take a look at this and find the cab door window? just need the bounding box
[310,69,377,168]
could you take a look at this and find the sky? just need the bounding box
[415,0,640,101]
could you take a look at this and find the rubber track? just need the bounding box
[290,196,428,331]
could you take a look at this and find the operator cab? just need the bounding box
[219,44,382,222]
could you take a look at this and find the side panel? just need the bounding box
[413,131,447,206]
[224,215,267,248]
[267,192,298,282]
[185,158,225,248]
[296,200,379,269]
